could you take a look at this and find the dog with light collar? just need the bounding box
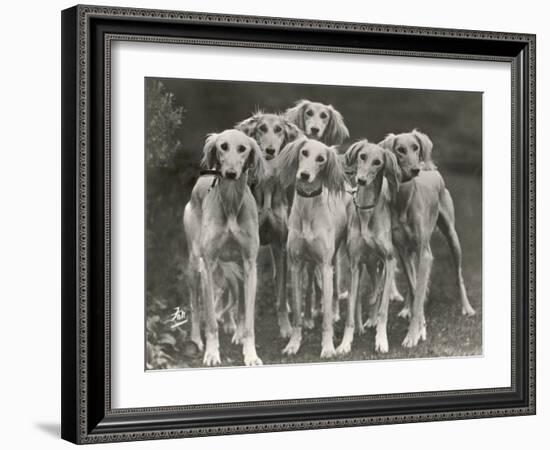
[183,129,266,366]
[235,112,302,338]
[338,140,400,354]
[278,137,348,358]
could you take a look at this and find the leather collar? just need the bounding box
[296,185,323,198]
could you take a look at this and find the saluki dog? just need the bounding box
[235,111,302,337]
[284,100,349,145]
[337,140,400,354]
[285,100,350,323]
[183,129,266,366]
[278,137,348,358]
[379,129,476,348]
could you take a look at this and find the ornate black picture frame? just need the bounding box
[61,4,536,444]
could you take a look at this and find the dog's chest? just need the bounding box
[352,222,383,259]
[289,216,334,261]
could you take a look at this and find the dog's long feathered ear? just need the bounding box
[383,149,401,203]
[344,139,367,167]
[412,129,436,170]
[235,114,259,137]
[378,133,396,152]
[246,137,266,182]
[284,100,309,131]
[277,137,307,189]
[323,146,347,194]
[201,133,219,169]
[324,105,349,145]
[282,119,302,147]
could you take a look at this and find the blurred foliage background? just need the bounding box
[145,77,482,369]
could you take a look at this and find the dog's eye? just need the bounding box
[320,112,328,120]
[302,149,309,157]
[316,156,325,163]
[397,146,406,155]
[259,124,268,133]
[237,145,246,153]
[220,142,228,151]
[372,159,382,166]
[306,110,314,117]
[359,154,367,161]
[274,125,282,133]
[412,144,419,152]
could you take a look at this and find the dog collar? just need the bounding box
[352,191,376,210]
[199,169,221,192]
[296,186,323,198]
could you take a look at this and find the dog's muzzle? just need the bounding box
[224,170,237,179]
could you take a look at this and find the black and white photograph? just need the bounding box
[55,3,536,445]
[145,77,482,369]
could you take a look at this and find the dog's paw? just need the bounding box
[278,313,293,338]
[390,291,404,302]
[282,340,301,356]
[203,350,221,366]
[243,348,263,366]
[191,334,204,352]
[364,317,377,328]
[336,342,351,355]
[231,326,244,345]
[336,326,354,355]
[338,290,349,301]
[282,330,302,355]
[244,355,263,366]
[303,317,315,330]
[320,345,337,359]
[397,307,411,319]
[462,304,476,316]
[402,320,426,348]
[320,332,336,358]
[375,332,389,353]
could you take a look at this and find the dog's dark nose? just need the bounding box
[225,170,237,179]
[300,172,310,181]
[357,178,367,186]
[310,127,320,136]
[411,168,420,177]
[266,147,275,155]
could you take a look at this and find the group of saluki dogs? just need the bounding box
[183,99,476,366]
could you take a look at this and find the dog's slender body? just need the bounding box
[278,137,347,358]
[340,154,404,323]
[380,130,476,348]
[337,141,399,354]
[183,129,265,366]
[235,112,301,337]
[285,100,350,324]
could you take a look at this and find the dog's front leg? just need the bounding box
[336,261,360,355]
[303,265,316,330]
[272,245,292,338]
[396,249,416,319]
[364,259,382,328]
[242,258,262,366]
[201,258,221,366]
[320,262,336,358]
[283,260,303,355]
[402,246,431,348]
[375,257,396,353]
[188,264,203,351]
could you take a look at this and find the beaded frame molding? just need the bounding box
[61,4,536,444]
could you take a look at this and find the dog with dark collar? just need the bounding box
[278,137,348,358]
